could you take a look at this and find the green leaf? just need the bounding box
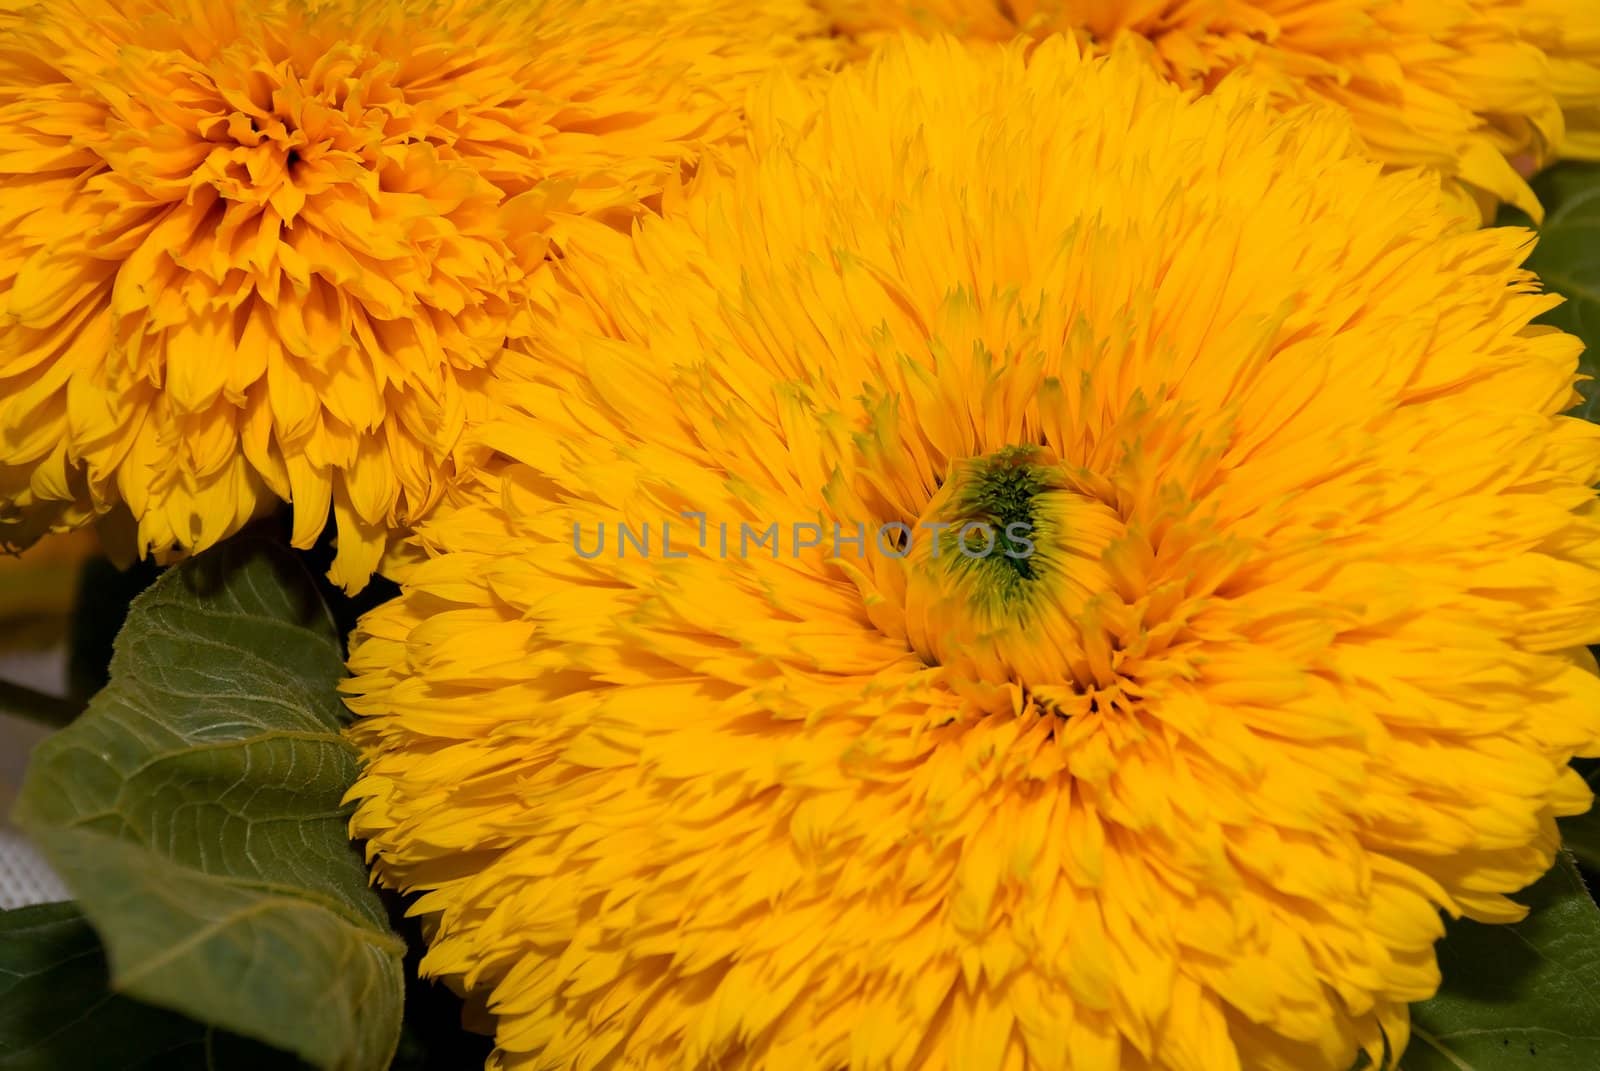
[11,541,405,1071]
[1496,163,1600,422]
[1402,853,1600,1069]
[0,901,301,1070]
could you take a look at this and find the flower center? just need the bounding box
[902,446,1124,692]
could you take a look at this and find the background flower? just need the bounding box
[817,0,1600,220]
[345,37,1600,1071]
[0,530,94,650]
[0,0,835,589]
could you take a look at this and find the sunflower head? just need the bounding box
[817,0,1600,219]
[346,35,1600,1071]
[0,0,835,588]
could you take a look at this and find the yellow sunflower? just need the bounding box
[818,0,1600,220]
[0,0,835,590]
[345,37,1600,1071]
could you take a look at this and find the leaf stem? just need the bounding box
[1409,1027,1476,1071]
[0,678,82,729]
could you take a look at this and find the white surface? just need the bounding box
[0,645,65,694]
[0,828,68,908]
[0,646,70,907]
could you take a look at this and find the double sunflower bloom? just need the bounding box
[5,1,1600,1069]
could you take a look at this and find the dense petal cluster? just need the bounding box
[345,38,1600,1071]
[818,0,1600,219]
[0,0,834,588]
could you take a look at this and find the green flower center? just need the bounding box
[902,445,1125,690]
[938,444,1052,583]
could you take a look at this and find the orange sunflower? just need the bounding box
[345,34,1600,1071]
[818,0,1600,220]
[0,0,835,589]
